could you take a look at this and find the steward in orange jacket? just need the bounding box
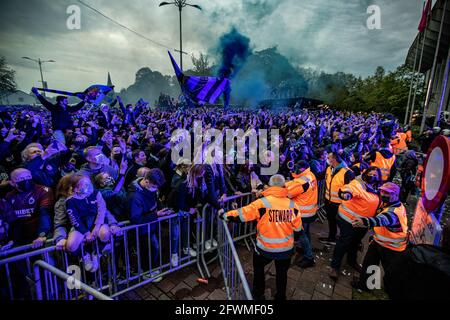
[391,131,408,155]
[286,161,318,268]
[286,165,318,223]
[329,167,382,280]
[351,182,409,292]
[320,152,355,245]
[223,175,302,300]
[364,139,397,183]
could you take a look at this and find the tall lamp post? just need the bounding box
[22,57,55,97]
[159,0,202,71]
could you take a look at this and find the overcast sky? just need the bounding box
[0,0,426,93]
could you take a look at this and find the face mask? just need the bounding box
[381,195,391,203]
[104,176,115,187]
[364,176,378,184]
[16,180,34,192]
[78,185,93,197]
[146,184,157,192]
[326,160,331,166]
[113,154,122,163]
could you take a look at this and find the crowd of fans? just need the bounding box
[0,87,449,289]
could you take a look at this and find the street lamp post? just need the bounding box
[22,57,55,97]
[159,0,202,71]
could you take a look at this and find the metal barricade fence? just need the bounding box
[1,193,257,301]
[198,193,255,279]
[317,180,327,223]
[0,213,201,300]
[217,219,253,300]
[0,236,119,300]
[108,212,201,298]
[33,260,112,300]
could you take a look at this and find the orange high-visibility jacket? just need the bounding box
[406,130,413,144]
[225,186,302,255]
[371,151,396,183]
[286,168,318,220]
[391,133,408,155]
[374,204,408,252]
[338,177,380,223]
[325,166,350,204]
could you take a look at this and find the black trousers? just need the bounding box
[253,251,291,301]
[358,241,403,290]
[400,180,415,203]
[324,200,340,240]
[331,216,368,270]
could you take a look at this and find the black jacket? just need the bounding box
[384,245,450,300]
[36,94,85,131]
[204,164,226,210]
[127,178,159,225]
[166,173,196,212]
[97,110,114,128]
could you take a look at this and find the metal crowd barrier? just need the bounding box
[0,213,201,300]
[217,219,253,300]
[33,260,112,300]
[316,180,327,223]
[108,212,200,298]
[0,193,258,301]
[0,237,118,300]
[198,193,255,279]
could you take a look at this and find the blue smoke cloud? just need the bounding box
[217,28,251,79]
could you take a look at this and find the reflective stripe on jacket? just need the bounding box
[325,166,349,204]
[225,186,302,256]
[371,151,395,182]
[286,168,318,219]
[338,177,380,223]
[374,204,408,252]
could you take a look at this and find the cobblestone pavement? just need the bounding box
[120,219,391,301]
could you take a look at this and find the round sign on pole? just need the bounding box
[422,136,450,212]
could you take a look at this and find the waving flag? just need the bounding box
[168,51,231,107]
[37,85,114,105]
[418,0,432,33]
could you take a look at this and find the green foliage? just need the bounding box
[119,67,181,104]
[311,64,425,118]
[189,53,212,76]
[0,56,17,93]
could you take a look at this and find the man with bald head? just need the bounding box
[222,174,302,300]
[5,168,53,248]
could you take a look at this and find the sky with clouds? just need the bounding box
[0,0,427,93]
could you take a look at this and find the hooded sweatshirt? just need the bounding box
[127,178,159,225]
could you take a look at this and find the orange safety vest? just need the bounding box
[406,130,413,144]
[391,133,408,155]
[325,165,350,204]
[373,204,408,252]
[371,151,395,183]
[225,186,302,255]
[286,168,318,219]
[338,178,380,223]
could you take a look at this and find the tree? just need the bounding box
[0,56,17,93]
[191,52,211,76]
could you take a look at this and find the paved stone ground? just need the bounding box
[119,218,390,301]
[119,183,447,301]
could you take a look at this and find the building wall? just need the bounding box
[0,91,37,105]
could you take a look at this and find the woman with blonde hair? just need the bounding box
[53,174,74,250]
[65,174,110,272]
